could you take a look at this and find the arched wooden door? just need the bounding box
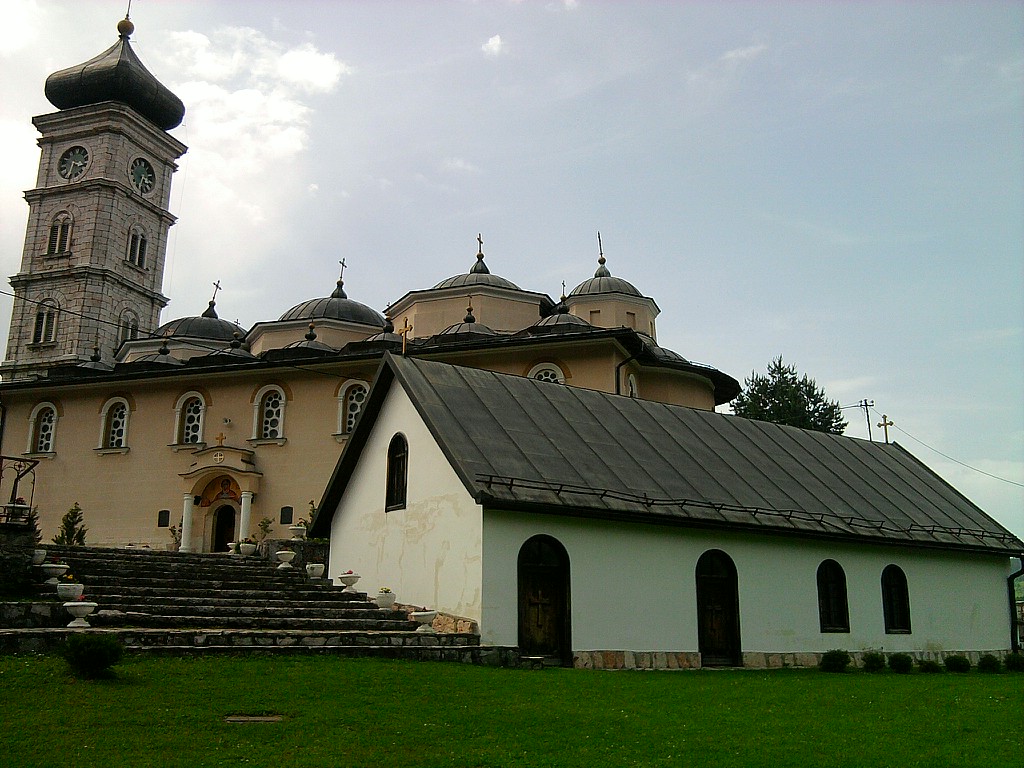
[517,535,572,666]
[695,549,741,667]
[212,505,236,553]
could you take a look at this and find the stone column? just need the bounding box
[180,493,195,553]
[239,491,254,541]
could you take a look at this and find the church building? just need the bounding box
[1,19,1020,668]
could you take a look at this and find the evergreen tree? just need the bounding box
[52,502,88,546]
[731,356,847,435]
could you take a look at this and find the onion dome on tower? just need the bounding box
[568,242,642,299]
[156,300,245,343]
[44,17,185,130]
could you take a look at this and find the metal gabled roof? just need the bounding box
[313,354,1023,556]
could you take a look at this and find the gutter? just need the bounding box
[1010,555,1024,653]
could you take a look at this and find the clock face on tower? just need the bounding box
[58,146,89,180]
[130,157,156,194]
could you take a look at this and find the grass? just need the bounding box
[0,654,1020,767]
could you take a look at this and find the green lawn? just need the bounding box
[0,654,1019,767]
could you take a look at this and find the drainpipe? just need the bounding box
[614,353,640,396]
[1010,555,1024,653]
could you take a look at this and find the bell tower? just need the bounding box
[1,17,186,380]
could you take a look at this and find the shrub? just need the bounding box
[977,654,1001,673]
[918,659,943,673]
[943,655,971,673]
[819,649,851,673]
[52,502,87,546]
[1004,653,1024,672]
[861,651,886,672]
[60,634,123,678]
[888,653,913,673]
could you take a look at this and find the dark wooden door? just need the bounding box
[518,535,571,665]
[213,505,236,553]
[696,550,741,667]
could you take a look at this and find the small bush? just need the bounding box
[918,659,943,673]
[60,634,123,678]
[1004,653,1024,672]
[943,655,971,673]
[888,653,913,673]
[977,654,1002,673]
[861,651,886,672]
[819,649,851,673]
[52,502,87,546]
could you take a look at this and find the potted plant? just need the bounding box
[338,569,360,592]
[226,541,239,555]
[63,593,98,628]
[410,608,438,633]
[167,523,182,552]
[288,516,308,541]
[376,586,396,608]
[305,562,325,579]
[56,571,85,600]
[239,537,257,556]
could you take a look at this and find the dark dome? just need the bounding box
[436,305,497,338]
[156,301,244,341]
[527,302,594,335]
[284,324,337,353]
[432,238,520,290]
[279,278,386,327]
[569,254,641,298]
[44,19,185,131]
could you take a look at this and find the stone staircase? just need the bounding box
[0,546,517,665]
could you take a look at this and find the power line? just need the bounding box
[868,405,1024,489]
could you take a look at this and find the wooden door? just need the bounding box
[696,550,741,667]
[518,535,571,665]
[213,505,236,553]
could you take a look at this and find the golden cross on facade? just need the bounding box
[215,432,226,446]
[397,317,413,355]
[877,415,894,444]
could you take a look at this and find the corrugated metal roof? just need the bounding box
[319,354,1023,554]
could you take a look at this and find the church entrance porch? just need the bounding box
[696,549,742,667]
[517,535,572,666]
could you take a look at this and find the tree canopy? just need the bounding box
[731,356,847,435]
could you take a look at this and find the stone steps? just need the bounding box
[6,546,513,664]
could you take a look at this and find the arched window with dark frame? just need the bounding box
[32,299,59,344]
[385,433,408,511]
[816,559,850,633]
[47,212,72,255]
[881,564,911,633]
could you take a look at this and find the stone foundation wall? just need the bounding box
[573,648,1013,670]
[0,602,66,629]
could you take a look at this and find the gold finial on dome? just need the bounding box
[117,16,134,39]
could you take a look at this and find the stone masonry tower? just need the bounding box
[1,17,186,381]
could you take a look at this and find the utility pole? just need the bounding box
[841,399,875,440]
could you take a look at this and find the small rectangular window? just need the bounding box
[157,509,170,527]
[589,310,601,324]
[280,506,293,524]
[626,311,637,329]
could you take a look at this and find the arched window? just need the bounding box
[28,402,58,454]
[126,228,148,268]
[627,373,639,398]
[527,363,566,384]
[119,311,140,344]
[175,392,206,445]
[881,564,911,633]
[339,381,368,434]
[32,300,59,344]
[100,398,130,449]
[816,559,850,633]
[252,385,286,440]
[385,433,408,511]
[47,212,72,255]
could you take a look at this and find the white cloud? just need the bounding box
[0,0,41,57]
[482,35,504,57]
[721,43,768,63]
[443,157,481,174]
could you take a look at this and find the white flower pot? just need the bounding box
[31,549,47,565]
[305,563,325,579]
[57,583,84,600]
[411,610,438,633]
[40,563,68,585]
[64,601,97,628]
[376,592,396,609]
[338,572,360,592]
[239,543,257,556]
[276,550,296,569]
[288,524,307,541]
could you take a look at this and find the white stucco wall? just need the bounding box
[481,510,1015,655]
[327,385,483,620]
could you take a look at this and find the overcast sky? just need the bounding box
[1,1,1022,539]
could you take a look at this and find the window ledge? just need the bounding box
[94,447,130,455]
[43,251,71,259]
[820,628,851,634]
[27,342,58,350]
[884,629,912,635]
[247,438,287,447]
[169,442,206,453]
[23,451,55,460]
